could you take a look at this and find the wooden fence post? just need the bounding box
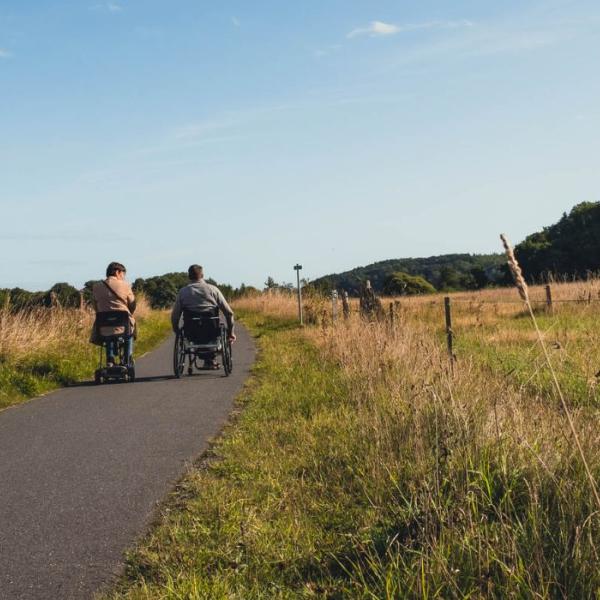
[545,285,553,314]
[444,296,455,367]
[342,291,350,321]
[332,289,338,323]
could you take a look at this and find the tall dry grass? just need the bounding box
[0,307,93,361]
[0,294,153,362]
[234,289,299,320]
[236,285,600,596]
[0,294,163,409]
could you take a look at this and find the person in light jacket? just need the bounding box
[92,261,136,367]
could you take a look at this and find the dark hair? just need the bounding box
[188,264,204,280]
[106,262,126,277]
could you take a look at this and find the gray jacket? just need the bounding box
[171,279,234,333]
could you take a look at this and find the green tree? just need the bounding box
[439,266,461,290]
[383,272,436,295]
[44,283,80,308]
[469,266,489,289]
[264,276,277,290]
[516,201,600,280]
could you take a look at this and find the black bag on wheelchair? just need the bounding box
[91,310,133,345]
[182,308,220,345]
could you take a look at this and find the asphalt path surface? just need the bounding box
[0,326,255,600]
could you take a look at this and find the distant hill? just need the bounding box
[5,202,598,306]
[312,201,600,295]
[515,201,600,281]
[311,253,505,295]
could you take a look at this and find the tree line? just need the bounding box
[0,274,260,312]
[3,201,598,308]
[515,201,600,281]
[309,201,600,295]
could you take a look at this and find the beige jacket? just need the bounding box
[92,277,136,336]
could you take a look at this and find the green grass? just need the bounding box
[0,311,171,410]
[455,307,600,408]
[106,312,383,599]
[104,308,600,599]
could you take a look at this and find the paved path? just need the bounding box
[0,327,255,600]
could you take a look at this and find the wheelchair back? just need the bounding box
[182,308,221,345]
[94,310,133,340]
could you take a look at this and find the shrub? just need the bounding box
[383,271,436,295]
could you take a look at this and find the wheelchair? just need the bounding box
[173,308,233,378]
[93,311,135,384]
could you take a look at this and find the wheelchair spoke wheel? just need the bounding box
[173,332,185,378]
[222,333,233,376]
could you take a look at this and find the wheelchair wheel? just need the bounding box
[128,361,135,383]
[173,332,185,378]
[94,370,103,385]
[226,341,233,374]
[222,332,233,376]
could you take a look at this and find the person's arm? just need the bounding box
[171,292,182,332]
[216,290,235,338]
[127,285,137,314]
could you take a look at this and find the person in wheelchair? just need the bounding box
[171,264,235,370]
[91,261,136,369]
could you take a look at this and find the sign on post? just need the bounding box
[294,264,303,325]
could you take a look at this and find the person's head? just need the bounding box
[106,261,127,280]
[188,264,204,281]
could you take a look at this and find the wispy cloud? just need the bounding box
[174,119,234,141]
[90,2,123,13]
[173,102,309,141]
[386,25,566,68]
[0,49,12,59]
[348,21,400,38]
[0,231,131,242]
[313,44,342,59]
[347,19,474,39]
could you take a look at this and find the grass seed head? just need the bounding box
[500,233,529,303]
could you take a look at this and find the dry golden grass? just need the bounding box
[0,294,153,362]
[234,284,600,594]
[0,306,93,361]
[234,289,299,320]
[0,294,167,409]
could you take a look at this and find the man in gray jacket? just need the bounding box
[171,264,236,367]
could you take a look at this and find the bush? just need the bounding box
[383,271,436,295]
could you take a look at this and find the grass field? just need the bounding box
[106,281,600,598]
[0,296,171,410]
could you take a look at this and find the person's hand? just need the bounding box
[228,333,237,342]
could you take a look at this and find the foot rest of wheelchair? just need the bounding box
[104,365,129,374]
[188,342,221,350]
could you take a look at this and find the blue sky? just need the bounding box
[1,0,599,290]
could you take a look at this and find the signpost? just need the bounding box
[294,264,303,325]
